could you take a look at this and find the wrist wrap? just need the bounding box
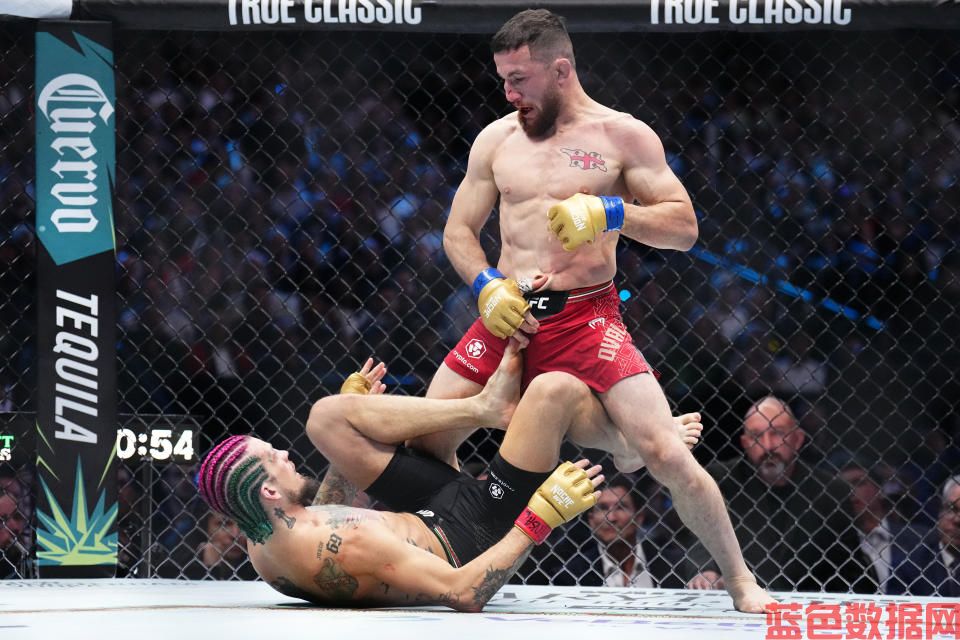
[514,506,552,545]
[598,195,625,232]
[472,267,505,299]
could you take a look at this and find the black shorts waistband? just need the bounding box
[524,281,614,319]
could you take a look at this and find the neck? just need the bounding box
[270,503,302,535]
[555,84,594,127]
[860,515,882,534]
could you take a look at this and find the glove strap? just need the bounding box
[598,196,625,232]
[514,507,552,545]
[472,267,505,299]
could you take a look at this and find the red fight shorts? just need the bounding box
[443,282,653,393]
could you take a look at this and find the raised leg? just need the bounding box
[404,362,485,468]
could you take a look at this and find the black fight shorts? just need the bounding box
[365,448,549,566]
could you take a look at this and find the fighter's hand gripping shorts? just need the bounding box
[443,281,653,392]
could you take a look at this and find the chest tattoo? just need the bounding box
[326,533,343,554]
[313,557,360,599]
[560,147,608,172]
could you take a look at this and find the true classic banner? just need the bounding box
[25,0,959,32]
[35,20,118,577]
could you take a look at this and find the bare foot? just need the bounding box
[479,341,523,427]
[674,412,703,450]
[726,576,776,614]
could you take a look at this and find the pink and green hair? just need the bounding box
[197,435,273,544]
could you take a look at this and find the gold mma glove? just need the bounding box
[514,461,598,544]
[472,267,530,339]
[547,193,625,251]
[339,372,372,395]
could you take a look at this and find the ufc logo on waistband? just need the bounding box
[529,297,550,310]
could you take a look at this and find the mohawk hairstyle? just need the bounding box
[197,435,273,544]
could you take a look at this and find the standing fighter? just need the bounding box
[410,9,774,612]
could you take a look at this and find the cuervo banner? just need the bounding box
[35,21,118,577]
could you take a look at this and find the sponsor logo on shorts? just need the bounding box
[597,323,628,362]
[489,483,504,500]
[529,296,549,311]
[452,350,480,373]
[551,484,574,508]
[416,509,435,518]
[488,470,514,492]
[588,317,606,330]
[465,339,486,359]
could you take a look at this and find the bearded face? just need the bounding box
[296,477,323,507]
[518,82,562,138]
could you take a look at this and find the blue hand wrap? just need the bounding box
[472,267,505,299]
[598,196,625,232]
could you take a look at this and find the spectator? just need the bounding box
[886,475,960,596]
[686,396,876,593]
[583,476,686,588]
[155,510,258,580]
[0,469,28,578]
[839,463,917,594]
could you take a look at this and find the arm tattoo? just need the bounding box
[471,550,531,609]
[313,557,360,600]
[269,576,316,602]
[435,592,460,607]
[274,507,296,529]
[415,591,460,607]
[314,466,359,506]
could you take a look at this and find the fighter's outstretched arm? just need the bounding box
[349,460,602,612]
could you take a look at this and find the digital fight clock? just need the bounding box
[116,424,197,463]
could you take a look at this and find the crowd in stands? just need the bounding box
[0,28,958,588]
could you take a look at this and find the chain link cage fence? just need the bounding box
[1,16,959,593]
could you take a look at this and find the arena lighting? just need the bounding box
[689,246,885,331]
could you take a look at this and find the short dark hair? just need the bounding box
[491,9,576,68]
[606,475,641,512]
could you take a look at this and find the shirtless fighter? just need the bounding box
[196,346,702,611]
[408,10,774,612]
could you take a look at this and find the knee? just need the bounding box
[306,395,351,446]
[641,435,698,484]
[525,371,592,404]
